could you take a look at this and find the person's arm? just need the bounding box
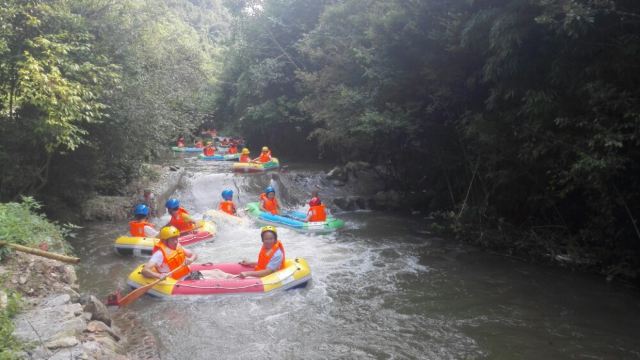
[259,200,267,212]
[239,259,257,267]
[144,225,159,238]
[184,249,197,265]
[239,251,281,278]
[141,253,165,279]
[232,203,237,215]
[238,268,273,278]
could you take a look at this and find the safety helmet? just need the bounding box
[260,225,277,238]
[221,189,233,200]
[165,198,180,209]
[242,148,250,154]
[262,146,269,152]
[265,186,275,194]
[207,141,213,145]
[309,198,321,207]
[134,204,149,216]
[159,226,181,240]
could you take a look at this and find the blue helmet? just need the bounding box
[265,186,275,194]
[165,198,180,209]
[221,189,233,200]
[134,204,149,216]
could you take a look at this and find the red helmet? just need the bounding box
[309,198,321,207]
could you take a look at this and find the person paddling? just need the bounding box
[129,204,159,237]
[203,141,215,157]
[164,198,196,233]
[259,186,280,215]
[253,146,272,163]
[141,226,233,281]
[238,226,285,278]
[239,148,251,163]
[218,189,237,215]
[306,197,327,222]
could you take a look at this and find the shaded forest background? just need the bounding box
[1,0,639,279]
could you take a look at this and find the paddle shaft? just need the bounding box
[0,241,80,264]
[118,265,185,307]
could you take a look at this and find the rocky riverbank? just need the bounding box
[0,252,160,359]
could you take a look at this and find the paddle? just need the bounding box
[117,266,185,307]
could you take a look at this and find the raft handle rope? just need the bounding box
[173,267,302,290]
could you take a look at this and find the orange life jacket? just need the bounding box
[169,207,195,232]
[260,193,279,215]
[129,220,155,237]
[228,146,238,154]
[203,146,215,156]
[219,200,235,215]
[259,151,271,163]
[153,241,190,280]
[239,154,250,163]
[307,205,327,222]
[255,241,285,271]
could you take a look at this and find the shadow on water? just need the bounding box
[70,157,640,359]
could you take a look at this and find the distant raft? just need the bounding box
[126,258,311,298]
[171,146,203,153]
[197,153,240,161]
[232,158,280,173]
[114,220,216,256]
[245,202,344,233]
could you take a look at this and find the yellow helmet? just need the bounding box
[260,225,277,236]
[242,148,250,154]
[262,146,269,152]
[206,141,213,145]
[159,226,180,240]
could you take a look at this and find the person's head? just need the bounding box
[261,146,269,153]
[260,226,277,248]
[265,186,275,199]
[221,189,233,201]
[242,148,250,155]
[143,189,152,196]
[165,198,180,213]
[134,204,149,219]
[159,226,181,250]
[309,198,321,207]
[311,190,319,198]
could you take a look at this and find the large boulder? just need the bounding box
[80,295,112,326]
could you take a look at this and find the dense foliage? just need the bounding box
[215,0,640,279]
[0,0,228,206]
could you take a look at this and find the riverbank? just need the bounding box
[1,252,126,359]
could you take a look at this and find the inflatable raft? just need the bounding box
[171,146,203,153]
[197,153,240,161]
[245,202,344,233]
[232,158,280,173]
[126,258,311,298]
[114,220,216,256]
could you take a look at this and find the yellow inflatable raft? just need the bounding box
[114,220,216,256]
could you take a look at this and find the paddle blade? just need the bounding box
[118,279,160,307]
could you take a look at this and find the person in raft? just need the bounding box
[252,146,272,163]
[218,189,237,215]
[238,226,285,278]
[203,141,215,157]
[164,198,196,233]
[307,197,327,223]
[141,226,232,281]
[228,142,238,154]
[129,204,159,237]
[239,148,251,163]
[177,136,185,148]
[259,186,280,215]
[194,139,204,148]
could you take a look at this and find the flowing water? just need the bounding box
[71,155,640,359]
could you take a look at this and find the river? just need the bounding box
[70,156,640,359]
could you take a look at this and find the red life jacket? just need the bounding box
[153,241,190,280]
[307,205,327,222]
[169,207,195,232]
[239,154,250,163]
[255,241,285,271]
[260,193,279,215]
[203,146,215,156]
[129,220,155,237]
[219,200,235,215]
[258,151,272,163]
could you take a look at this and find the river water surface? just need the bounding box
[71,156,640,359]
